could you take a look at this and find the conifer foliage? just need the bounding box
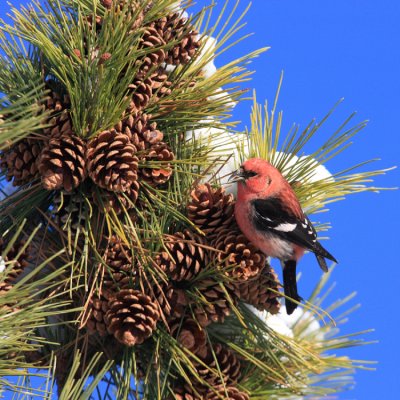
[0,0,385,399]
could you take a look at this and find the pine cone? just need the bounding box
[42,86,73,137]
[236,267,281,315]
[168,386,202,400]
[0,239,30,292]
[205,387,249,400]
[192,279,239,327]
[92,183,140,214]
[147,68,172,100]
[105,289,160,346]
[187,184,235,239]
[170,318,208,358]
[150,281,188,319]
[103,235,137,292]
[192,344,241,394]
[52,191,88,231]
[156,230,208,282]
[86,130,138,192]
[139,142,174,186]
[87,1,145,33]
[151,14,201,65]
[0,138,42,186]
[115,113,164,152]
[169,385,202,400]
[128,75,153,116]
[39,134,86,192]
[214,227,266,281]
[86,292,113,336]
[138,26,166,72]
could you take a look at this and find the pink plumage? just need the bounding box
[230,158,337,314]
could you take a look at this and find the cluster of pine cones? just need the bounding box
[83,183,281,399]
[0,1,283,398]
[0,0,200,216]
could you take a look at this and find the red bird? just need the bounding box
[230,158,337,314]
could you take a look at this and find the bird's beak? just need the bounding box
[228,167,245,183]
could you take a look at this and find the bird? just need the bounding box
[229,158,337,314]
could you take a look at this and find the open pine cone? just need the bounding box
[92,182,140,214]
[151,13,201,65]
[214,226,266,281]
[115,113,164,152]
[105,289,160,346]
[236,267,281,314]
[170,318,208,358]
[86,292,113,337]
[102,235,137,292]
[192,344,242,395]
[86,129,138,192]
[138,26,166,72]
[1,137,42,186]
[128,75,154,116]
[149,281,188,319]
[206,387,249,400]
[156,230,208,282]
[192,279,239,327]
[139,142,174,186]
[39,134,86,192]
[42,83,73,137]
[187,183,235,239]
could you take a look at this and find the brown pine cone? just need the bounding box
[236,267,281,315]
[0,239,30,292]
[92,182,140,214]
[156,230,208,282]
[103,235,137,292]
[105,289,160,346]
[86,130,138,192]
[52,191,88,231]
[168,386,202,400]
[168,385,202,400]
[86,292,113,336]
[128,75,153,116]
[149,281,188,319]
[42,87,73,138]
[87,1,145,33]
[138,26,166,72]
[38,134,86,192]
[151,14,201,65]
[139,142,174,186]
[192,279,239,327]
[170,318,208,358]
[193,344,241,394]
[214,227,266,281]
[187,184,235,239]
[147,68,172,100]
[205,387,249,400]
[115,113,164,152]
[0,138,42,186]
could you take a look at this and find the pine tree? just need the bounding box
[0,1,390,399]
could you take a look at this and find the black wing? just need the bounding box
[252,198,337,266]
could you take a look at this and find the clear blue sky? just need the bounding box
[1,1,399,399]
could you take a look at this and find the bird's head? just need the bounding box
[230,158,283,198]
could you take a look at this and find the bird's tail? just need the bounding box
[283,260,302,315]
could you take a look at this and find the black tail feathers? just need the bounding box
[283,260,302,315]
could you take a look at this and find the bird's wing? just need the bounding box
[252,198,337,263]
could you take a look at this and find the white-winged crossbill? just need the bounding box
[230,158,337,314]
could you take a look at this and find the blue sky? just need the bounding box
[1,1,399,399]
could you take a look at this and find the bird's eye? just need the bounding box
[243,170,257,179]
